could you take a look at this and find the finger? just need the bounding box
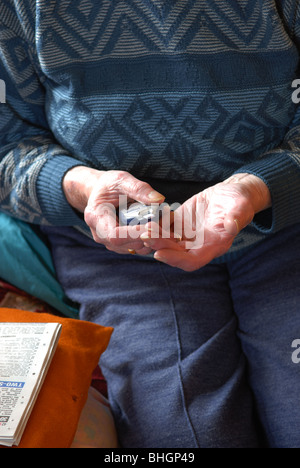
[223,217,240,236]
[107,242,153,256]
[153,249,201,271]
[104,235,149,254]
[154,245,222,272]
[141,221,183,250]
[85,202,119,241]
[141,233,184,252]
[93,207,146,243]
[106,233,148,252]
[143,220,182,240]
[117,172,165,204]
[127,245,154,256]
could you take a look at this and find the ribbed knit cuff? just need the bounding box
[235,151,300,233]
[36,155,88,226]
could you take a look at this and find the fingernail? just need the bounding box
[148,190,164,201]
[140,233,151,241]
[174,233,182,242]
[154,253,165,263]
[234,219,240,234]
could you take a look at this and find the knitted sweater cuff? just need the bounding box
[235,151,300,233]
[36,155,87,227]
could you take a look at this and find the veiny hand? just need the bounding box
[141,174,271,271]
[63,166,165,255]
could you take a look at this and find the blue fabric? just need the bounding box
[0,0,300,257]
[41,222,300,448]
[39,51,298,95]
[0,213,79,318]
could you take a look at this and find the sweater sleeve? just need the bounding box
[234,110,300,234]
[0,21,86,226]
[234,2,300,235]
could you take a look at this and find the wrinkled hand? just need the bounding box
[63,167,165,255]
[141,174,271,272]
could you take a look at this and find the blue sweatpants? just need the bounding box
[42,223,300,448]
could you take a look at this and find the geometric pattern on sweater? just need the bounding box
[34,0,294,66]
[1,0,295,65]
[47,85,295,182]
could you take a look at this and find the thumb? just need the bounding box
[223,199,255,236]
[119,173,165,204]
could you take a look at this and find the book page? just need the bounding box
[0,322,62,446]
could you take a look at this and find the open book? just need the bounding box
[0,322,62,447]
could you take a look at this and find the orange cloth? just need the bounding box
[0,308,113,448]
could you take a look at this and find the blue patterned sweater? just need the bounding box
[0,0,300,256]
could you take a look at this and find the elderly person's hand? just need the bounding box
[140,174,271,272]
[63,166,165,255]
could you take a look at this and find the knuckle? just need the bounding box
[131,180,150,195]
[84,207,94,226]
[98,170,127,193]
[110,170,129,187]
